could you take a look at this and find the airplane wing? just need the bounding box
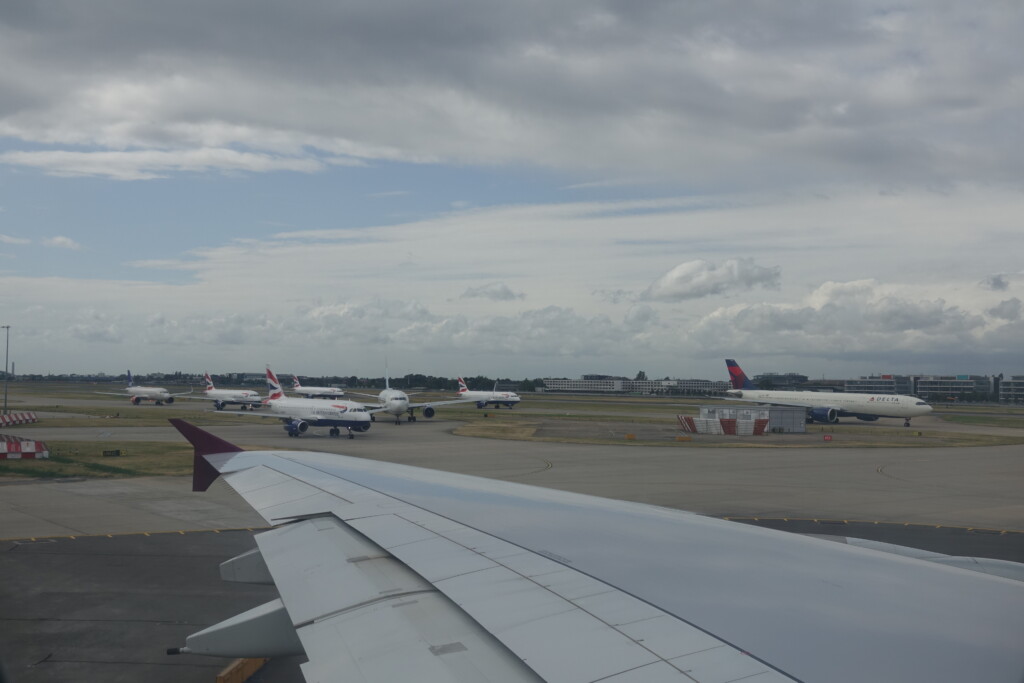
[168,420,1024,683]
[722,396,816,409]
[93,390,129,397]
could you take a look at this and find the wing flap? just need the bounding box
[210,456,796,683]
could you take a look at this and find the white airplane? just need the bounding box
[218,368,371,438]
[168,419,1024,683]
[290,375,346,399]
[456,376,521,409]
[348,376,477,425]
[95,370,191,405]
[725,359,933,426]
[189,372,261,411]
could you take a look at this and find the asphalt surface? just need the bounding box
[1,393,1023,682]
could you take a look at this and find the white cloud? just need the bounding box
[42,236,82,250]
[641,258,780,301]
[0,148,329,181]
[0,235,31,245]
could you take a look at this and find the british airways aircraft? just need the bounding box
[725,359,933,425]
[456,377,521,409]
[95,370,192,405]
[218,368,371,438]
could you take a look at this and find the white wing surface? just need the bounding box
[169,420,1024,683]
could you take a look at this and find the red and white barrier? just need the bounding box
[0,412,38,427]
[677,415,769,436]
[0,435,49,459]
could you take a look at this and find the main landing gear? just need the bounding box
[329,427,355,439]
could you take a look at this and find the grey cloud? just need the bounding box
[982,274,1009,291]
[641,258,780,301]
[458,282,525,302]
[987,298,1021,322]
[689,282,989,357]
[1,2,1022,187]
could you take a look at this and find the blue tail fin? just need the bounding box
[725,359,755,390]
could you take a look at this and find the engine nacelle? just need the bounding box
[809,407,839,424]
[214,401,226,411]
[283,420,309,434]
[355,423,371,432]
[422,406,435,419]
[476,402,487,409]
[131,396,142,405]
[165,397,175,404]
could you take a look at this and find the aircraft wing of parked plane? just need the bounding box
[724,359,933,425]
[167,419,1024,683]
[94,370,192,405]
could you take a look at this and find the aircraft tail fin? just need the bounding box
[203,372,215,390]
[266,368,285,400]
[127,370,134,387]
[292,376,301,389]
[725,359,756,390]
[169,419,244,492]
[457,377,468,394]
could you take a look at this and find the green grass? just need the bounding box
[938,414,1024,429]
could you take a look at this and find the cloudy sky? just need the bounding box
[1,1,1022,380]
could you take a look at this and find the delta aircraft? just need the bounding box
[187,373,262,410]
[95,370,192,405]
[456,377,521,409]
[290,376,346,399]
[219,368,371,438]
[725,359,933,425]
[349,376,477,424]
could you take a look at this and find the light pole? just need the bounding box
[2,325,9,415]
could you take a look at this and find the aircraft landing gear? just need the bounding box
[904,418,911,428]
[329,427,340,437]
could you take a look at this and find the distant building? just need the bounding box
[845,375,914,395]
[751,372,808,390]
[912,375,996,401]
[999,376,1024,403]
[541,377,729,395]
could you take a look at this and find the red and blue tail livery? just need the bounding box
[726,358,756,390]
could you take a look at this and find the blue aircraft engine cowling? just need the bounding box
[283,420,309,434]
[809,407,839,424]
[422,406,435,418]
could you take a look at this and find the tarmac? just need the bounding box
[1,396,1023,682]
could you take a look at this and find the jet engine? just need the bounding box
[283,420,309,436]
[808,407,839,424]
[165,397,175,404]
[422,406,435,418]
[131,396,142,405]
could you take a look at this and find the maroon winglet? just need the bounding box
[169,419,245,492]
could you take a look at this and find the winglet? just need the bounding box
[169,419,244,492]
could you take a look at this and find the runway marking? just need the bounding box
[721,516,1022,535]
[0,526,271,542]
